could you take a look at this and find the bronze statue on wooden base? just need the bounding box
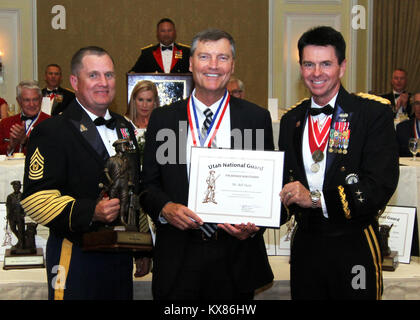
[379,224,398,271]
[3,181,45,269]
[6,181,26,251]
[83,139,152,252]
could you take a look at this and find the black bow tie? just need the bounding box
[309,104,334,116]
[47,89,58,94]
[161,46,172,51]
[94,116,116,130]
[394,93,400,99]
[21,114,37,121]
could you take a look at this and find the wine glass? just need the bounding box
[408,138,418,161]
[417,138,420,155]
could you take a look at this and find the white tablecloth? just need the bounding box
[391,157,420,252]
[1,154,419,257]
[0,256,419,300]
[0,159,25,203]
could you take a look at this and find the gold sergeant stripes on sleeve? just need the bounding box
[21,190,75,226]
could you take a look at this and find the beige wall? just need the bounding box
[0,0,36,110]
[270,0,371,111]
[37,0,269,114]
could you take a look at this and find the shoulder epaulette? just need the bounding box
[355,92,391,105]
[285,97,310,113]
[177,42,191,48]
[141,44,155,50]
[63,87,74,93]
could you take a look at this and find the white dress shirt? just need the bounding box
[186,90,231,178]
[302,93,338,218]
[161,43,174,73]
[77,98,119,157]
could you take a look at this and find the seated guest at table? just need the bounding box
[381,68,412,119]
[42,64,75,116]
[0,97,8,120]
[0,81,50,155]
[125,80,160,141]
[227,77,245,99]
[129,18,190,73]
[396,92,420,157]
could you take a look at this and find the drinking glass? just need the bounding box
[408,138,418,161]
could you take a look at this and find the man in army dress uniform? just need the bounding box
[129,18,190,73]
[42,64,75,116]
[279,26,399,300]
[21,46,148,300]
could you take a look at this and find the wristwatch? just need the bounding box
[310,190,321,208]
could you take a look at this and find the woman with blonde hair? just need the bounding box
[125,80,160,259]
[125,80,160,141]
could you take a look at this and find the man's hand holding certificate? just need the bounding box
[188,147,283,228]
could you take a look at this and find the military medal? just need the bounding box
[311,162,320,173]
[187,90,230,147]
[175,50,183,59]
[308,113,332,174]
[330,115,351,154]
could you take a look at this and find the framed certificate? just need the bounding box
[378,205,416,264]
[188,147,284,227]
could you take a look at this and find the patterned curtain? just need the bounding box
[372,0,420,95]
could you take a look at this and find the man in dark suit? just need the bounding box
[227,77,245,99]
[279,26,399,300]
[396,92,420,157]
[0,80,50,155]
[129,18,190,73]
[380,69,412,118]
[42,64,75,116]
[140,29,274,300]
[21,46,149,300]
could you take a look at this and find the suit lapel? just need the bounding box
[325,87,355,179]
[229,98,241,147]
[176,101,189,187]
[170,43,182,72]
[64,101,108,164]
[152,46,165,73]
[292,101,310,188]
[33,113,47,127]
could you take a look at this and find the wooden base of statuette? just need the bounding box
[382,251,399,271]
[3,248,45,270]
[83,230,153,252]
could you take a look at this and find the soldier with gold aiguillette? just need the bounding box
[279,26,399,300]
[129,18,190,74]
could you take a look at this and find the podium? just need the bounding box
[127,73,193,107]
